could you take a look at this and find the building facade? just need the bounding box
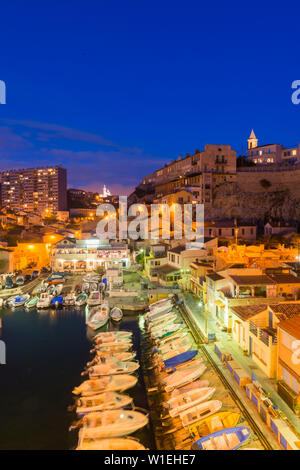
[0,166,67,215]
[246,130,300,165]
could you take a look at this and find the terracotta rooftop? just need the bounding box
[268,274,300,284]
[207,272,224,281]
[269,303,300,320]
[278,315,300,340]
[230,305,267,321]
[229,275,275,286]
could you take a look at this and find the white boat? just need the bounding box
[94,342,132,353]
[0,298,3,308]
[87,291,102,307]
[110,307,123,322]
[55,283,64,295]
[37,292,53,309]
[88,360,139,377]
[89,351,136,366]
[94,331,132,342]
[76,392,133,415]
[11,294,30,308]
[159,336,192,356]
[73,375,138,396]
[87,304,110,330]
[162,344,193,361]
[151,323,182,338]
[170,380,210,398]
[165,387,216,417]
[63,293,76,307]
[77,437,146,451]
[163,361,207,392]
[75,293,88,306]
[149,312,177,327]
[157,330,188,345]
[78,410,148,439]
[179,400,223,427]
[146,305,173,320]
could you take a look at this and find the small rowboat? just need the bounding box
[180,400,222,427]
[162,344,193,361]
[159,336,192,356]
[191,426,251,451]
[77,437,146,450]
[25,296,39,309]
[170,380,210,398]
[94,342,132,353]
[163,350,198,370]
[149,313,177,327]
[94,331,132,343]
[88,361,139,377]
[88,351,136,366]
[146,306,173,321]
[75,293,88,306]
[73,375,138,396]
[157,329,188,344]
[151,323,182,338]
[87,304,110,330]
[188,411,240,438]
[163,361,206,392]
[165,387,216,417]
[78,410,148,439]
[11,294,30,308]
[110,307,123,322]
[76,392,133,415]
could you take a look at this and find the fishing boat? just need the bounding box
[188,411,240,437]
[25,296,39,309]
[163,361,207,392]
[51,295,64,308]
[148,312,177,327]
[151,323,183,338]
[163,350,199,370]
[159,336,192,356]
[165,387,216,417]
[94,331,132,342]
[180,400,223,427]
[77,437,146,451]
[4,295,18,308]
[191,426,251,450]
[55,283,64,295]
[87,291,102,307]
[11,294,30,308]
[146,305,173,320]
[63,293,76,307]
[87,360,139,377]
[73,375,138,396]
[87,304,110,330]
[87,351,136,367]
[110,307,123,322]
[76,392,133,415]
[170,380,210,398]
[78,410,148,439]
[94,342,132,353]
[75,293,88,307]
[157,329,188,344]
[48,275,64,286]
[37,292,53,309]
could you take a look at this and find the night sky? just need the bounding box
[0,1,299,195]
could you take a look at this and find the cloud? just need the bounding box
[0,120,165,192]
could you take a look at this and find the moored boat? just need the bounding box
[163,350,198,370]
[73,374,138,396]
[87,351,136,367]
[37,292,53,308]
[87,303,110,330]
[25,296,39,309]
[188,411,240,437]
[75,293,88,307]
[191,426,251,450]
[179,400,222,427]
[76,392,133,415]
[110,307,123,322]
[94,342,132,353]
[51,295,64,308]
[63,293,76,307]
[11,294,30,308]
[87,360,139,377]
[165,387,216,417]
[94,331,132,342]
[78,410,148,439]
[87,291,102,307]
[163,361,206,392]
[77,437,146,451]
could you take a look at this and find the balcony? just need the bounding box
[250,321,277,347]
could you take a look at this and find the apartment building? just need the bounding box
[0,165,67,215]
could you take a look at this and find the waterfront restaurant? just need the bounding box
[50,237,130,272]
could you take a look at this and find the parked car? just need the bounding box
[32,270,40,279]
[5,277,14,289]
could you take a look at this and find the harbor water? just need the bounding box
[0,307,153,450]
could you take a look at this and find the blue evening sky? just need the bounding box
[0,1,299,194]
